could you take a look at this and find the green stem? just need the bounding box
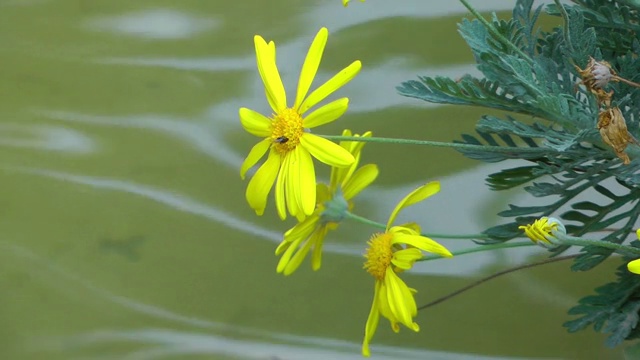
[458,0,533,63]
[561,236,640,255]
[343,212,491,240]
[323,135,562,155]
[419,241,536,261]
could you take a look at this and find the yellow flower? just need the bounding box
[275,130,378,275]
[239,27,361,220]
[518,217,566,248]
[627,229,640,274]
[361,182,452,357]
[343,0,366,6]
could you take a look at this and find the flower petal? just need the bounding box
[300,133,355,167]
[294,28,328,110]
[254,36,287,111]
[239,107,272,137]
[276,233,305,274]
[298,147,316,215]
[302,98,349,129]
[629,259,640,274]
[240,138,271,179]
[245,149,280,215]
[311,226,329,271]
[299,60,362,114]
[391,248,422,270]
[283,152,299,217]
[387,182,440,229]
[282,213,320,245]
[385,269,418,330]
[362,281,381,358]
[284,234,314,275]
[343,164,378,200]
[393,233,452,258]
[274,155,288,220]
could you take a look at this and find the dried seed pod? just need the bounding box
[575,57,617,92]
[597,107,636,164]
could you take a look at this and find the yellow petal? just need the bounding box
[245,149,280,216]
[274,156,288,220]
[302,98,349,128]
[387,182,440,229]
[300,133,355,167]
[240,138,271,179]
[636,229,640,240]
[393,233,452,258]
[385,269,418,329]
[283,152,299,217]
[391,248,422,270]
[311,226,329,271]
[276,234,305,274]
[316,183,331,203]
[254,36,287,111]
[284,234,314,275]
[299,60,362,114]
[362,281,381,358]
[343,164,378,200]
[298,147,317,215]
[239,107,272,137]
[628,259,640,274]
[282,213,320,245]
[294,27,328,111]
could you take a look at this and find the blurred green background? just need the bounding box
[0,0,625,359]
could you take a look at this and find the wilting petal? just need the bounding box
[343,164,378,200]
[284,234,314,275]
[362,281,381,357]
[394,233,452,258]
[299,60,361,114]
[628,259,640,274]
[300,133,355,167]
[295,27,328,111]
[240,139,271,179]
[254,36,287,111]
[385,269,418,330]
[298,147,316,215]
[302,98,349,128]
[311,226,329,271]
[239,107,271,137]
[391,248,422,270]
[245,149,280,215]
[387,182,440,229]
[276,233,306,274]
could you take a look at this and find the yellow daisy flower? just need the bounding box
[361,182,453,357]
[518,217,566,248]
[275,129,378,275]
[239,27,361,220]
[627,229,640,274]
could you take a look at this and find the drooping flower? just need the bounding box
[361,182,452,357]
[627,229,640,274]
[239,27,362,220]
[518,217,566,248]
[275,130,378,275]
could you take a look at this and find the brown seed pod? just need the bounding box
[597,107,637,164]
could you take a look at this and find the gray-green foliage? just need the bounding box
[398,0,640,348]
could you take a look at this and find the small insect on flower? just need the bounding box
[274,136,289,144]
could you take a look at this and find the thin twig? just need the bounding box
[418,254,579,310]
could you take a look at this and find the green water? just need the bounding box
[0,1,625,359]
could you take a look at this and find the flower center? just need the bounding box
[271,108,304,154]
[363,232,394,281]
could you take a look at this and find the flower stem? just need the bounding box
[344,212,491,240]
[561,235,640,255]
[458,0,533,63]
[419,241,536,261]
[322,135,563,155]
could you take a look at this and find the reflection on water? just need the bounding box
[86,9,219,40]
[0,0,622,358]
